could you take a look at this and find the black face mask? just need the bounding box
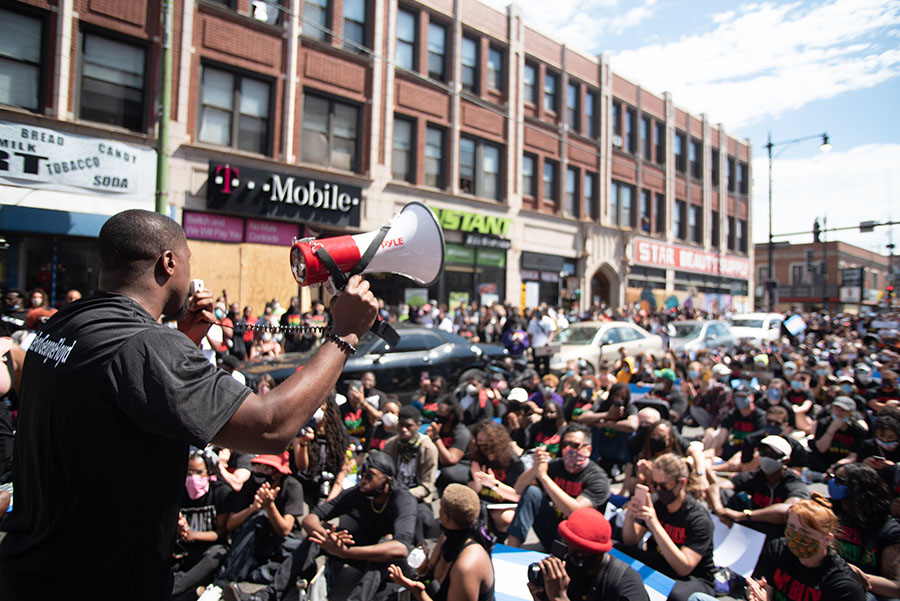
[252,471,273,486]
[655,482,679,506]
[542,416,557,429]
[433,414,448,425]
[649,437,667,454]
[363,479,389,498]
[441,525,470,561]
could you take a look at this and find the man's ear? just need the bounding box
[162,250,176,275]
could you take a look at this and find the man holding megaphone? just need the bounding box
[0,209,380,601]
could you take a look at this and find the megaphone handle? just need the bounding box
[372,318,400,347]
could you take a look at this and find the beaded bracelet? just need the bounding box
[325,332,357,356]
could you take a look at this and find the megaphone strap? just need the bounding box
[349,223,392,277]
[314,246,349,291]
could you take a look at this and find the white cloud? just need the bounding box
[609,0,900,127]
[751,143,900,253]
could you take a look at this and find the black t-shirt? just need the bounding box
[368,423,393,451]
[312,485,417,550]
[0,308,28,337]
[524,422,563,456]
[476,456,525,503]
[721,407,767,447]
[811,418,868,467]
[0,293,250,599]
[643,495,715,584]
[730,469,809,539]
[340,401,373,445]
[544,459,610,516]
[753,538,866,601]
[179,480,233,554]
[566,554,650,601]
[740,431,808,468]
[857,438,900,463]
[591,397,637,443]
[232,474,307,532]
[439,422,471,454]
[834,505,900,575]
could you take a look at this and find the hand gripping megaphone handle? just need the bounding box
[313,230,401,348]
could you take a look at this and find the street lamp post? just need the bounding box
[765,132,831,312]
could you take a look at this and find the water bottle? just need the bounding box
[407,546,426,570]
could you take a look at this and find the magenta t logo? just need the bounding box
[215,164,240,193]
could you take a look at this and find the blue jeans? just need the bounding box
[507,485,561,551]
[686,594,716,601]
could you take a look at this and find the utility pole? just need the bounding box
[155,0,173,215]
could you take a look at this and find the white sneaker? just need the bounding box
[198,584,223,601]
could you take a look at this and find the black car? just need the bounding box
[238,324,509,399]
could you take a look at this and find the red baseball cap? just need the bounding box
[251,451,291,475]
[557,507,613,553]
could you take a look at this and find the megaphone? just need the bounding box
[290,201,445,289]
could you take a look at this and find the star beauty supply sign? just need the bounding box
[633,236,751,279]
[0,120,157,201]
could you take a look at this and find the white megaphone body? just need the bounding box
[290,201,445,291]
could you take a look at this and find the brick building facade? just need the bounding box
[0,0,753,313]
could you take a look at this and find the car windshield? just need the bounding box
[731,318,764,328]
[556,326,600,344]
[669,323,701,338]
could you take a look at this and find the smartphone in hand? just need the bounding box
[634,484,650,508]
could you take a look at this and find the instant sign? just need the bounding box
[0,120,156,201]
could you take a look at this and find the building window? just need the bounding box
[522,153,536,198]
[791,264,805,285]
[543,71,558,112]
[199,66,271,154]
[585,91,597,138]
[611,180,634,227]
[301,94,359,171]
[250,0,283,25]
[396,8,416,70]
[523,62,537,105]
[689,204,702,243]
[655,192,665,233]
[424,125,444,188]
[640,116,651,160]
[343,0,367,50]
[655,121,665,164]
[689,138,702,179]
[566,82,579,131]
[427,22,446,80]
[711,210,720,246]
[303,0,329,40]
[611,101,622,147]
[727,215,736,249]
[461,36,478,93]
[675,200,686,239]
[711,147,720,186]
[625,108,637,154]
[584,172,597,220]
[738,219,748,252]
[459,136,501,200]
[80,31,146,131]
[0,9,43,111]
[640,189,651,233]
[487,46,503,91]
[674,131,686,173]
[738,162,749,195]
[565,167,578,216]
[392,116,414,182]
[543,159,558,203]
[727,156,736,192]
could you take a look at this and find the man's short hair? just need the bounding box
[441,483,480,528]
[765,405,789,420]
[398,405,422,423]
[561,422,591,440]
[99,210,186,275]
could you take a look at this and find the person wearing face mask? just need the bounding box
[757,378,798,430]
[459,375,494,425]
[871,370,900,414]
[224,452,417,601]
[466,419,524,539]
[210,301,234,358]
[171,451,231,601]
[368,400,401,451]
[809,397,867,477]
[564,377,596,422]
[218,452,306,586]
[784,362,816,435]
[508,423,610,551]
[429,399,473,492]
[249,327,282,360]
[854,363,878,397]
[580,382,639,476]
[644,368,688,425]
[746,496,866,601]
[733,406,808,472]
[621,453,716,601]
[384,406,439,543]
[707,385,767,460]
[387,484,495,601]
[524,400,566,457]
[292,394,349,507]
[0,289,28,337]
[828,463,900,598]
[527,507,649,601]
[708,436,809,542]
[527,374,565,412]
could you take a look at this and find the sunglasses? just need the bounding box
[561,441,589,451]
[824,472,847,486]
[652,479,677,492]
[766,420,785,428]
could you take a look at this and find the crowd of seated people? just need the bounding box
[7,289,900,601]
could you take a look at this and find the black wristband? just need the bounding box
[325,332,356,355]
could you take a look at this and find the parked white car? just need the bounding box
[549,321,665,375]
[668,320,738,353]
[729,312,783,347]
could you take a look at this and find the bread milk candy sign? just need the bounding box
[0,120,157,202]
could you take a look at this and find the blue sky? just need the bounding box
[482,0,900,255]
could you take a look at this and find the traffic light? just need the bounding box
[813,219,821,243]
[888,284,895,299]
[806,250,814,271]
